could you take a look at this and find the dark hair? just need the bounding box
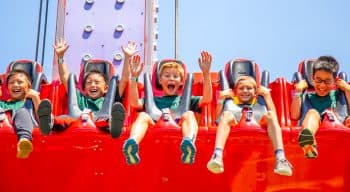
[82,70,109,89]
[6,69,32,86]
[312,56,339,78]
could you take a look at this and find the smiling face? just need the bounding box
[234,76,257,104]
[158,62,184,96]
[312,69,334,97]
[83,72,108,99]
[7,72,31,101]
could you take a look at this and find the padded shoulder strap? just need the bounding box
[144,72,162,121]
[67,73,83,118]
[334,72,348,122]
[172,73,193,120]
[94,75,118,118]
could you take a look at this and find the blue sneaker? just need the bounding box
[180,138,196,164]
[122,138,140,165]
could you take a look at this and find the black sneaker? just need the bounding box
[110,102,126,138]
[180,138,196,164]
[298,128,318,158]
[37,99,53,135]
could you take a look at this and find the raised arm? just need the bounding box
[198,51,212,106]
[54,38,70,91]
[128,55,144,110]
[119,41,138,96]
[290,80,308,120]
[336,78,350,113]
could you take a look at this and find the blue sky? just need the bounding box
[1,0,350,81]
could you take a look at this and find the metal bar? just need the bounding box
[41,0,49,66]
[35,0,43,62]
[175,0,178,59]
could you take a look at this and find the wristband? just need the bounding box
[293,91,302,98]
[130,76,138,82]
[58,57,64,65]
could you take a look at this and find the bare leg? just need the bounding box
[301,109,321,135]
[123,112,154,165]
[265,111,284,151]
[129,112,155,144]
[207,111,236,174]
[180,111,198,139]
[214,111,236,150]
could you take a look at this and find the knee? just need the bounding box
[219,111,235,124]
[182,111,195,120]
[137,112,153,122]
[306,109,320,118]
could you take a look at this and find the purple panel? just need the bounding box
[64,0,145,77]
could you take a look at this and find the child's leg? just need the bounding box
[179,111,198,164]
[264,111,293,176]
[122,112,154,165]
[207,111,235,174]
[13,108,34,159]
[299,109,320,158]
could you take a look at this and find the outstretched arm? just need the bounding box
[198,51,212,106]
[290,80,308,120]
[54,38,70,92]
[128,55,144,110]
[119,41,138,96]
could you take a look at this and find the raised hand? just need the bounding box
[219,89,234,100]
[122,41,138,58]
[335,78,350,92]
[198,51,212,74]
[257,86,271,98]
[129,55,144,78]
[294,80,308,93]
[54,38,69,58]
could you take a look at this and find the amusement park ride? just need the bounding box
[0,0,349,191]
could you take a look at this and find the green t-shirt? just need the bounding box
[76,89,105,112]
[308,90,338,114]
[0,100,25,112]
[143,95,201,113]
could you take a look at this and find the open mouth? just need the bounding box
[167,84,175,92]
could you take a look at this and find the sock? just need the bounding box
[213,148,223,158]
[275,149,285,160]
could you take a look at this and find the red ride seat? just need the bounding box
[143,59,194,132]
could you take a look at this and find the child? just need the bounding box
[207,75,293,176]
[122,51,212,165]
[38,38,137,138]
[1,69,41,158]
[291,56,350,158]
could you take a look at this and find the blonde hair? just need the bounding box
[234,75,257,90]
[159,61,185,80]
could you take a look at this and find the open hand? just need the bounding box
[129,55,144,78]
[54,38,69,58]
[198,51,212,74]
[122,41,138,58]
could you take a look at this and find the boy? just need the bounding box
[1,69,41,158]
[38,38,137,138]
[207,75,293,176]
[291,56,350,158]
[123,51,212,165]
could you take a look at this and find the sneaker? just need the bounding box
[122,138,140,165]
[37,99,53,135]
[16,138,33,159]
[110,102,126,138]
[298,128,318,158]
[180,138,196,164]
[207,155,224,174]
[274,159,293,176]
